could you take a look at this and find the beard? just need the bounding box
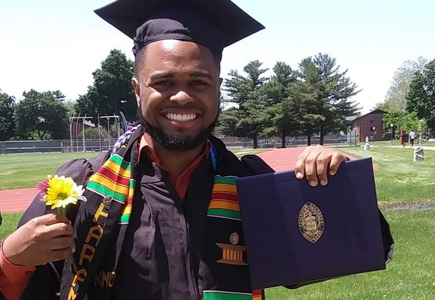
[137,108,218,151]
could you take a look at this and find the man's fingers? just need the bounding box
[329,152,346,175]
[48,236,74,251]
[293,146,347,188]
[43,213,70,226]
[316,153,332,186]
[294,148,311,179]
[44,222,74,239]
[37,246,73,265]
[29,213,70,227]
[304,151,321,186]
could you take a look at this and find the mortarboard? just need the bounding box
[94,0,265,60]
[236,158,392,289]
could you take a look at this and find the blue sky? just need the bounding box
[1,0,434,114]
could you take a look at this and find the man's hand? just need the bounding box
[2,214,73,266]
[294,145,347,187]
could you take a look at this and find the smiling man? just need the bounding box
[134,40,222,176]
[0,0,393,300]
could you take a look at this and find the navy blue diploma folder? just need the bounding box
[236,158,386,289]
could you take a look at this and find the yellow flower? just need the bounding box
[43,175,85,209]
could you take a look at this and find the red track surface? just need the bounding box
[1,147,351,213]
[0,188,38,213]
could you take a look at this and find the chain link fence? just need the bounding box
[1,133,357,155]
[0,139,116,155]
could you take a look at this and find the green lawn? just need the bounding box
[0,212,21,239]
[0,152,100,190]
[340,145,435,207]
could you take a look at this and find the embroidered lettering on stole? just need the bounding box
[67,202,108,300]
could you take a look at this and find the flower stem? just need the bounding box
[57,207,67,216]
[55,206,76,271]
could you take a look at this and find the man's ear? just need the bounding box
[132,77,141,106]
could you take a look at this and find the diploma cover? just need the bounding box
[236,158,386,289]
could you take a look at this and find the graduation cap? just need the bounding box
[95,0,265,60]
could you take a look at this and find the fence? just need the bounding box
[0,133,357,155]
[221,132,358,149]
[0,139,117,155]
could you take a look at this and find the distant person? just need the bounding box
[420,132,425,144]
[401,131,408,147]
[409,130,416,147]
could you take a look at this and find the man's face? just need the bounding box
[133,40,222,151]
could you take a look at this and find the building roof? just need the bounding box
[352,109,386,122]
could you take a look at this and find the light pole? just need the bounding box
[390,124,393,145]
[372,126,375,144]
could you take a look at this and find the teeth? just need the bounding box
[166,113,197,122]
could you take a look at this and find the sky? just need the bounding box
[1,0,434,114]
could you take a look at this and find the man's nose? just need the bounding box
[169,89,193,105]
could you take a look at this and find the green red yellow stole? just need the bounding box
[78,128,264,300]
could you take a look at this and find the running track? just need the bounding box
[0,147,328,212]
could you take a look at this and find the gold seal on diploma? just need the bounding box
[298,202,324,243]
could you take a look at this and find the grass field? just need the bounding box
[0,152,104,190]
[1,144,435,299]
[340,144,435,207]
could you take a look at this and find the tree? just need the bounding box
[63,100,77,118]
[52,90,66,102]
[0,91,16,140]
[380,57,428,111]
[221,60,271,148]
[406,59,435,133]
[14,90,68,140]
[262,62,299,147]
[75,49,136,125]
[383,110,425,139]
[293,54,360,145]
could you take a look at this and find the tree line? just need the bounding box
[217,54,360,148]
[1,50,361,146]
[378,57,435,138]
[0,50,136,141]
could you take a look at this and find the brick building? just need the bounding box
[351,109,387,142]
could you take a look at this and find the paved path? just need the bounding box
[0,147,324,213]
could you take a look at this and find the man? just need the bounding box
[409,129,416,147]
[0,0,393,299]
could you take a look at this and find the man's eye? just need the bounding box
[191,80,209,86]
[155,81,172,86]
[152,81,173,91]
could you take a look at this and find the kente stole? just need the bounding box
[73,126,264,300]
